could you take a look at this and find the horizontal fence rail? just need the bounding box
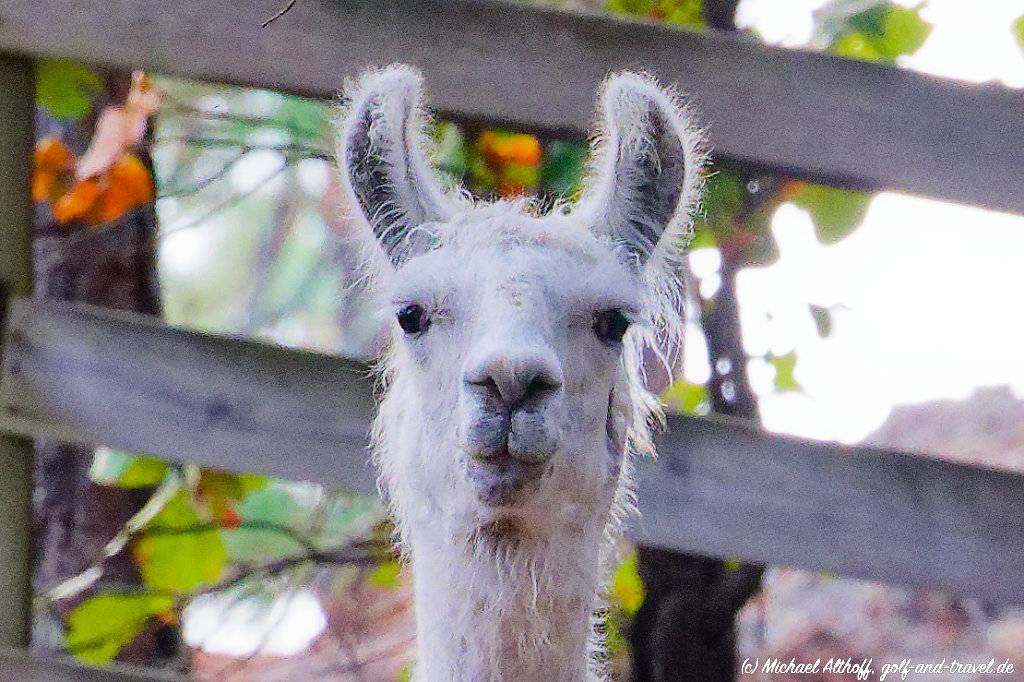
[3,298,1023,605]
[0,298,379,494]
[1,1,1023,214]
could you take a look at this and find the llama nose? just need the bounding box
[464,353,563,408]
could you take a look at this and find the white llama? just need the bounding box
[335,65,704,681]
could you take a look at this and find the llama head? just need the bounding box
[336,65,703,545]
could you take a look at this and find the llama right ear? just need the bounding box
[337,65,454,266]
[578,72,704,271]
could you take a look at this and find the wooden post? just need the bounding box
[0,53,36,649]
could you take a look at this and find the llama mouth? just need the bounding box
[463,452,550,507]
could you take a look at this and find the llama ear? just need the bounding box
[337,65,454,266]
[578,72,704,270]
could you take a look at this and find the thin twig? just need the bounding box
[261,0,298,27]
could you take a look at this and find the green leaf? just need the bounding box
[878,7,932,59]
[790,184,871,245]
[370,559,402,589]
[65,593,174,664]
[223,486,307,562]
[663,0,704,29]
[198,469,270,517]
[607,0,656,15]
[809,304,833,338]
[318,494,381,547]
[500,162,540,189]
[36,59,103,121]
[831,31,885,61]
[662,379,711,415]
[610,552,644,616]
[1014,15,1024,50]
[701,171,745,224]
[822,3,931,63]
[688,227,717,250]
[135,491,226,593]
[118,458,170,488]
[766,351,802,393]
[434,121,468,182]
[541,141,588,199]
[90,450,168,488]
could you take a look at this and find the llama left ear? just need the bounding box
[578,72,704,270]
[336,65,455,266]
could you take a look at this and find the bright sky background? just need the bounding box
[694,0,1024,443]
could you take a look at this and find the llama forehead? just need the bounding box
[389,208,642,316]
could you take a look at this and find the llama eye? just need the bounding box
[593,309,630,344]
[397,304,429,334]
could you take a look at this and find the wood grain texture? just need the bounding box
[634,414,1024,605]
[0,0,1021,213]
[3,299,1024,603]
[0,298,379,495]
[0,54,35,649]
[0,648,184,681]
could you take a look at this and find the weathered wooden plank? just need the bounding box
[0,297,379,495]
[3,298,1024,604]
[0,1,1022,214]
[633,414,1024,605]
[0,648,184,681]
[0,53,36,649]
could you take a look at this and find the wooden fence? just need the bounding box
[1,0,1023,679]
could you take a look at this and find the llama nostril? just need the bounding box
[523,373,561,403]
[464,356,563,408]
[466,376,502,402]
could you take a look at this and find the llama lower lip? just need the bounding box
[464,456,549,507]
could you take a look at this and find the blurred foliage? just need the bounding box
[611,551,645,616]
[791,184,872,244]
[662,379,712,415]
[36,59,103,121]
[134,490,227,594]
[66,594,175,664]
[34,73,160,230]
[815,1,932,62]
[607,0,704,28]
[766,351,803,393]
[1015,14,1024,51]
[809,304,833,339]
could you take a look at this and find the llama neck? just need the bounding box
[406,515,607,682]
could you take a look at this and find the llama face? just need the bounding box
[337,65,703,535]
[386,211,644,512]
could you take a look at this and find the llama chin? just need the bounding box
[336,64,704,682]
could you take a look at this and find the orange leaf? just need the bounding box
[478,131,542,169]
[34,137,75,172]
[85,153,155,225]
[109,153,155,205]
[33,170,55,203]
[53,178,102,224]
[33,137,76,204]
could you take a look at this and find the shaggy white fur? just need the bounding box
[335,65,704,682]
